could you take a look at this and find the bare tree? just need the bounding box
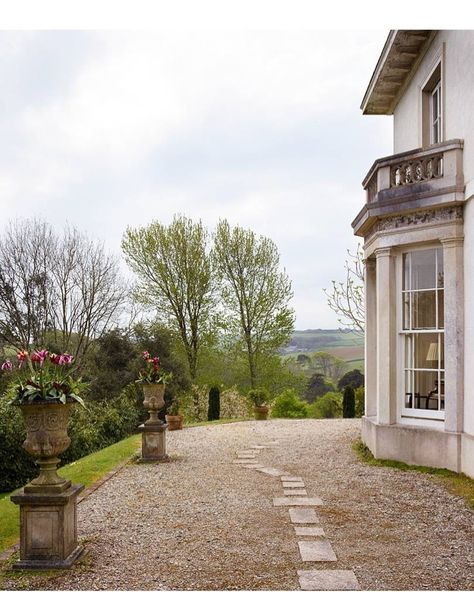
[324,244,365,332]
[0,219,126,362]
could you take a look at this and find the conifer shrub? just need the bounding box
[342,385,356,418]
[207,386,220,421]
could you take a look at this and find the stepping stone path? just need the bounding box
[233,440,360,590]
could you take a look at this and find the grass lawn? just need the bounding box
[353,438,474,510]
[0,434,141,554]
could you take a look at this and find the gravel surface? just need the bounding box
[2,419,473,590]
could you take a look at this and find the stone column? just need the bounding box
[364,257,377,418]
[375,247,397,425]
[441,237,464,433]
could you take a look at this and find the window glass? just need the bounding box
[410,249,437,289]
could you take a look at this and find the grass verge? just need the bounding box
[353,438,474,510]
[0,434,140,554]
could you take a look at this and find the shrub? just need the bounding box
[180,385,251,423]
[338,369,364,392]
[271,389,309,418]
[309,391,342,419]
[303,373,332,403]
[220,388,252,420]
[207,386,220,421]
[342,385,356,418]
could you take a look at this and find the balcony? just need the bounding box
[352,139,464,237]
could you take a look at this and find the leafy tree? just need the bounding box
[303,373,331,403]
[122,215,215,381]
[207,386,220,421]
[309,391,342,419]
[296,354,311,365]
[342,385,356,418]
[323,244,365,332]
[338,369,364,391]
[311,351,347,383]
[213,220,294,388]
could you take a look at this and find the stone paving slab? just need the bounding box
[250,445,268,449]
[280,476,303,482]
[233,459,259,464]
[273,497,323,506]
[289,508,320,524]
[298,540,337,562]
[237,454,256,459]
[256,467,286,477]
[283,489,308,496]
[298,570,360,590]
[242,464,266,469]
[281,481,306,488]
[294,526,325,537]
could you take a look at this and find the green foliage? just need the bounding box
[309,391,342,419]
[342,385,356,418]
[303,373,332,403]
[311,351,347,383]
[338,369,364,391]
[180,385,251,423]
[213,219,294,388]
[247,387,271,407]
[355,386,365,418]
[271,389,309,418]
[207,386,220,421]
[122,215,215,379]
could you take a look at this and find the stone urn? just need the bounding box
[142,383,166,425]
[253,405,270,420]
[20,401,74,493]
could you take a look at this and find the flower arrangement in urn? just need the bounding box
[247,387,272,420]
[136,351,172,425]
[1,349,86,492]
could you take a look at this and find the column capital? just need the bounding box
[374,246,392,259]
[364,258,376,271]
[440,237,464,248]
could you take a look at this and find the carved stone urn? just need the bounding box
[20,401,74,493]
[142,383,166,425]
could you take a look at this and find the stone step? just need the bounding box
[273,497,323,507]
[298,540,337,562]
[289,508,320,524]
[297,570,360,591]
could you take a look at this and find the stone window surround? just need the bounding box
[419,42,444,149]
[364,214,463,434]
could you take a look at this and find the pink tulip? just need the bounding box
[59,354,73,365]
[142,351,150,360]
[1,360,12,372]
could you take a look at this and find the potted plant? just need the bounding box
[247,387,272,420]
[1,349,86,492]
[136,351,172,425]
[165,397,183,430]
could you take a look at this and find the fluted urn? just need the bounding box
[20,401,74,493]
[142,383,166,425]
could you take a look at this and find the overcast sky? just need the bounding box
[0,30,393,329]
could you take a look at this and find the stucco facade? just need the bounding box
[353,30,474,478]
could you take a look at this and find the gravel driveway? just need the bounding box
[2,419,473,590]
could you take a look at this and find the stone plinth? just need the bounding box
[139,422,169,462]
[10,484,84,569]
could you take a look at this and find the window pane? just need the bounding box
[403,293,411,330]
[412,291,437,329]
[438,289,444,328]
[404,370,414,409]
[437,248,444,287]
[411,249,437,289]
[432,89,438,123]
[403,253,410,290]
[413,333,439,369]
[413,370,439,409]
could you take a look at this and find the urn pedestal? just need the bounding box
[140,383,169,462]
[11,401,83,569]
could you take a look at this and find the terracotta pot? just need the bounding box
[165,414,184,431]
[254,405,270,420]
[20,401,74,492]
[142,383,166,425]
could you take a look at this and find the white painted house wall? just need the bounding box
[392,30,474,476]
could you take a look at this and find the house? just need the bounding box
[352,30,474,478]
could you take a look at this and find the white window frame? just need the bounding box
[431,81,442,144]
[397,245,445,424]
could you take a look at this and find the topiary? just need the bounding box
[207,386,220,421]
[342,385,356,418]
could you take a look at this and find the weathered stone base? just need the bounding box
[11,484,84,570]
[361,416,467,474]
[139,422,169,462]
